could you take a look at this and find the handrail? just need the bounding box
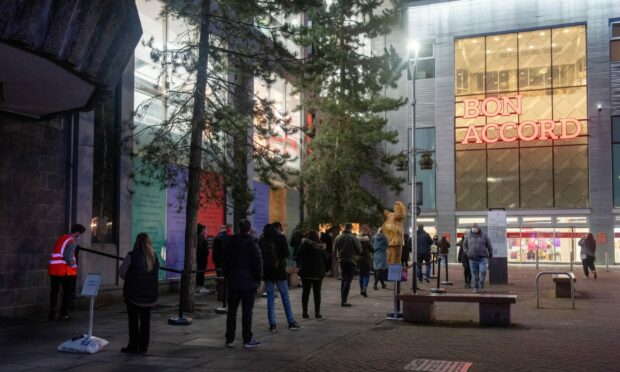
[535,271,575,309]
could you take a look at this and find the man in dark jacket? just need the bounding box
[462,223,493,293]
[334,223,362,307]
[416,224,434,283]
[224,220,263,348]
[213,224,230,276]
[260,223,302,333]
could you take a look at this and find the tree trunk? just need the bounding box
[182,0,210,314]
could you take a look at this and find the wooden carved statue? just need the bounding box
[381,201,406,264]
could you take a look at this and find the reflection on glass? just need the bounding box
[518,30,551,90]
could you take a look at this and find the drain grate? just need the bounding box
[404,359,472,372]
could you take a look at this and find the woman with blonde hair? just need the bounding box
[119,233,160,354]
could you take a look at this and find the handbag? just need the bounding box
[401,268,408,282]
[580,254,587,260]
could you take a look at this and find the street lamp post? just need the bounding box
[408,41,419,294]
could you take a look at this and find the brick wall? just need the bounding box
[0,114,69,318]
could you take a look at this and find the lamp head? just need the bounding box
[408,40,420,57]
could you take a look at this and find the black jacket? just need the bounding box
[123,250,159,305]
[297,238,328,280]
[224,233,263,290]
[259,233,289,281]
[213,231,228,269]
[416,229,434,255]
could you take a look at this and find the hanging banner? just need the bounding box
[166,166,187,279]
[253,181,270,234]
[132,158,167,280]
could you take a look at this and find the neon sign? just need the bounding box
[460,95,582,144]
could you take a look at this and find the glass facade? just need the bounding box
[613,116,620,207]
[454,25,588,211]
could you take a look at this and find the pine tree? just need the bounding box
[290,0,406,227]
[131,0,309,312]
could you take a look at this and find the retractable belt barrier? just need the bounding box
[77,246,216,275]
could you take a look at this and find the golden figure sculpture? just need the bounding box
[381,201,406,264]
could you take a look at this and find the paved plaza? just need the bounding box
[1,265,620,371]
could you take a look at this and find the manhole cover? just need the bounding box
[404,359,472,372]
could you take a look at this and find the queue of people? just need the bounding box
[48,219,600,353]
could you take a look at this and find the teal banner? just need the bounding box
[132,158,167,280]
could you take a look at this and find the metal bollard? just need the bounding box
[606,252,610,272]
[536,248,539,270]
[570,251,574,272]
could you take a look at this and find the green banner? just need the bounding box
[132,158,167,280]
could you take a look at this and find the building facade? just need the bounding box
[379,0,620,264]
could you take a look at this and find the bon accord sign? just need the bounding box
[460,95,582,144]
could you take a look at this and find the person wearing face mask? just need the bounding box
[48,224,86,321]
[462,223,493,293]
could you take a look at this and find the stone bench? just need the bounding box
[398,293,517,327]
[552,273,576,298]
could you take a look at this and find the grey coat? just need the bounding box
[372,233,388,270]
[462,231,493,259]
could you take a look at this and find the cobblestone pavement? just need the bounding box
[1,265,619,371]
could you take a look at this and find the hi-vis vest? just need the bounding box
[48,234,77,276]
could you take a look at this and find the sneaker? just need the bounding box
[373,286,378,291]
[593,271,597,279]
[302,313,310,319]
[362,289,367,297]
[269,324,277,333]
[288,322,302,330]
[225,341,234,348]
[341,302,352,307]
[243,340,261,348]
[584,275,589,279]
[121,346,140,354]
[58,314,72,321]
[473,288,480,294]
[381,284,388,289]
[424,278,431,283]
[315,314,323,320]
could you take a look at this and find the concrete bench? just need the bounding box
[552,273,576,298]
[398,293,517,327]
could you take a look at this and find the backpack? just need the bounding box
[259,238,279,273]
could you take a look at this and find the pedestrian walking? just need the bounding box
[320,230,334,275]
[48,224,86,321]
[196,224,210,294]
[259,223,302,332]
[224,220,263,348]
[401,234,411,267]
[456,232,471,288]
[372,228,388,290]
[438,236,451,271]
[579,233,597,279]
[335,223,362,307]
[358,226,373,297]
[297,230,328,319]
[119,233,160,354]
[416,224,434,283]
[462,223,493,293]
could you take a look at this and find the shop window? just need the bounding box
[556,216,587,224]
[487,149,519,209]
[611,22,620,62]
[457,217,486,226]
[455,37,485,95]
[92,87,120,244]
[455,150,487,211]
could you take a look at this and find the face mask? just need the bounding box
[471,228,479,233]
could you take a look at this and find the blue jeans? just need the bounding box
[265,280,295,326]
[359,273,370,290]
[469,257,488,290]
[416,253,431,280]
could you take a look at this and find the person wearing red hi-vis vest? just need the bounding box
[48,224,86,321]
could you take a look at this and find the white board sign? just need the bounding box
[488,211,507,258]
[81,273,102,297]
[387,264,402,282]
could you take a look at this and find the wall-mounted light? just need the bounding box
[597,103,602,111]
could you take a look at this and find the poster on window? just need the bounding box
[488,210,507,258]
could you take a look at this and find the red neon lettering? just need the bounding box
[481,123,499,143]
[517,120,540,141]
[481,97,502,117]
[559,118,581,139]
[463,99,480,119]
[498,122,517,142]
[502,95,523,116]
[461,125,483,144]
[539,119,559,140]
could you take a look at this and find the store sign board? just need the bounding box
[460,95,582,144]
[488,210,507,258]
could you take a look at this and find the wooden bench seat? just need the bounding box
[552,273,576,298]
[397,293,517,327]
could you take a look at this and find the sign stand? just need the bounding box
[386,264,403,320]
[57,273,108,354]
